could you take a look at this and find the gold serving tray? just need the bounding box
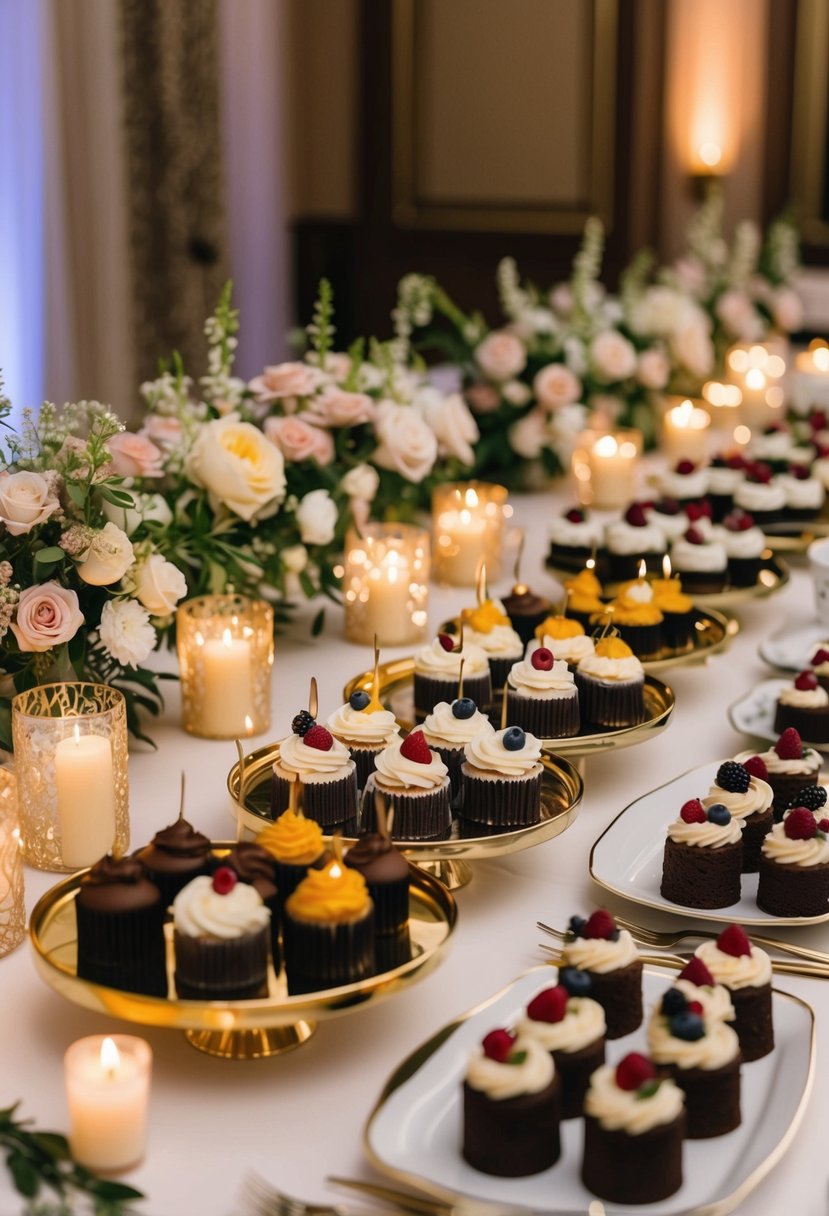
[229,746,583,890]
[29,844,456,1061]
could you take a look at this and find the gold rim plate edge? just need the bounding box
[361,962,816,1216]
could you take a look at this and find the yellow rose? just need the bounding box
[186,414,286,521]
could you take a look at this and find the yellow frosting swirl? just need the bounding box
[569,591,606,615]
[285,859,372,923]
[606,597,663,626]
[461,600,510,634]
[655,587,694,614]
[257,810,324,865]
[565,569,603,598]
[595,636,634,660]
[535,615,584,640]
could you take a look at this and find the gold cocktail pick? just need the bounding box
[178,770,186,820]
[374,786,397,839]
[500,681,508,730]
[331,830,344,869]
[456,657,465,701]
[287,775,305,818]
[111,842,125,861]
[512,529,528,595]
[234,742,245,804]
[476,559,488,606]
[366,636,385,712]
[457,618,465,654]
[308,676,319,719]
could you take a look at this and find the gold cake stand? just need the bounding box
[29,844,456,1061]
[229,745,584,891]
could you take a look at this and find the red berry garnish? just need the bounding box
[680,799,707,824]
[748,461,772,484]
[726,453,747,470]
[624,502,648,527]
[303,724,334,751]
[790,464,811,480]
[679,957,715,987]
[676,459,696,475]
[400,729,432,764]
[723,509,754,533]
[482,1028,516,1062]
[810,411,828,430]
[212,866,237,895]
[812,649,829,666]
[565,508,585,523]
[615,1052,656,1092]
[743,755,769,781]
[784,807,818,840]
[583,909,616,940]
[437,632,455,652]
[531,647,554,671]
[684,527,705,545]
[795,670,819,691]
[775,728,803,760]
[687,1000,704,1016]
[526,985,568,1024]
[716,924,752,957]
[819,819,829,832]
[686,500,712,522]
[655,497,681,516]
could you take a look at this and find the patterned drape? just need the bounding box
[119,0,229,380]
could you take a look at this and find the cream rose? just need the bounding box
[11,583,84,652]
[281,544,308,573]
[133,554,188,616]
[102,492,173,538]
[474,331,526,381]
[263,416,334,466]
[186,414,286,521]
[373,403,438,483]
[107,432,164,479]
[296,489,338,546]
[415,388,479,466]
[509,408,548,459]
[773,287,803,333]
[98,598,156,667]
[0,471,60,536]
[636,347,670,390]
[340,463,379,502]
[304,387,375,427]
[247,362,323,403]
[671,322,714,379]
[533,364,582,411]
[502,380,531,407]
[590,330,638,381]
[76,522,135,587]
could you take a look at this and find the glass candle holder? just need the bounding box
[793,341,829,413]
[343,523,430,646]
[176,595,274,739]
[0,769,25,956]
[12,683,129,872]
[661,396,711,464]
[725,340,787,432]
[431,481,508,586]
[65,1035,152,1172]
[572,428,643,510]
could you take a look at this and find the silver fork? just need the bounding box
[240,1173,353,1216]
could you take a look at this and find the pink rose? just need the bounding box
[673,256,707,296]
[264,416,334,466]
[508,408,548,459]
[465,383,501,414]
[373,403,438,483]
[636,348,670,390]
[590,331,638,382]
[107,432,164,478]
[303,387,375,427]
[533,364,582,411]
[318,352,353,381]
[0,471,60,535]
[140,415,184,449]
[474,331,526,381]
[248,362,323,404]
[11,583,84,652]
[773,287,803,333]
[715,290,763,341]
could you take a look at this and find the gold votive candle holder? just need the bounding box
[343,523,430,646]
[176,594,274,739]
[432,481,508,586]
[0,768,25,956]
[725,340,787,432]
[572,427,643,509]
[12,683,129,872]
[661,396,711,464]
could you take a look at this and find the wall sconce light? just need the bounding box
[689,142,727,199]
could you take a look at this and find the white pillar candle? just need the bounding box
[55,727,116,869]
[65,1035,152,1172]
[585,433,639,509]
[662,399,711,463]
[435,505,488,586]
[360,551,416,646]
[794,346,829,412]
[200,628,253,738]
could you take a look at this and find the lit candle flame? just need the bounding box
[72,723,81,747]
[816,348,829,373]
[464,487,479,508]
[593,434,618,458]
[745,368,766,391]
[662,554,672,580]
[329,863,342,879]
[222,628,233,648]
[698,141,722,169]
[244,715,253,734]
[637,559,647,580]
[100,1036,120,1076]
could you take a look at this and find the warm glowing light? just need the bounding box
[745,368,766,391]
[637,559,647,580]
[244,714,253,734]
[593,435,619,458]
[734,425,751,445]
[72,723,81,747]
[667,400,709,431]
[766,386,785,409]
[100,1037,120,1075]
[703,381,742,407]
[464,488,479,509]
[222,628,233,648]
[329,863,342,879]
[816,348,829,373]
[766,355,785,379]
[619,441,638,458]
[333,564,344,578]
[662,554,672,579]
[698,141,722,168]
[586,558,596,571]
[728,349,749,373]
[748,345,768,368]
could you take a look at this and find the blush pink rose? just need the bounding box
[773,287,803,333]
[373,403,438,483]
[465,383,501,414]
[508,408,548,459]
[474,331,526,381]
[533,364,582,411]
[304,387,375,427]
[264,416,334,466]
[107,432,164,478]
[248,362,323,403]
[636,348,670,390]
[140,415,184,449]
[0,471,60,535]
[590,331,638,382]
[11,583,84,652]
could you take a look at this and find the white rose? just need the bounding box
[773,287,803,333]
[340,463,379,502]
[533,364,582,411]
[0,471,60,536]
[98,598,156,668]
[416,389,479,466]
[186,413,286,521]
[373,403,438,484]
[296,489,338,546]
[133,554,188,617]
[716,289,763,340]
[636,348,670,390]
[76,522,135,586]
[474,331,526,381]
[281,544,308,573]
[502,380,531,407]
[102,492,173,537]
[671,322,714,378]
[629,286,687,337]
[590,330,638,382]
[549,402,589,461]
[508,408,548,459]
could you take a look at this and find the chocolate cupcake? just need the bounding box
[601,587,664,659]
[735,731,823,814]
[575,637,645,729]
[661,797,743,908]
[256,809,326,907]
[365,731,452,841]
[563,567,606,631]
[413,634,492,722]
[757,808,829,918]
[560,910,642,1039]
[282,857,375,994]
[706,453,746,521]
[670,526,728,593]
[605,503,666,583]
[695,926,774,1061]
[774,670,829,744]
[548,507,605,574]
[344,827,410,937]
[460,726,544,829]
[272,719,358,828]
[650,575,695,651]
[224,842,281,968]
[500,582,553,647]
[421,697,494,803]
[460,599,524,693]
[701,760,773,873]
[327,690,400,790]
[717,509,766,587]
[516,978,606,1119]
[655,458,709,506]
[173,868,270,1001]
[76,853,167,997]
[134,815,211,910]
[506,650,580,738]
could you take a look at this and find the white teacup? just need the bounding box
[808,537,829,624]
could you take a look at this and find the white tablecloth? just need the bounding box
[2,490,827,1216]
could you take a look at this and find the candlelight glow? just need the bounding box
[816,348,829,373]
[697,141,722,168]
[72,723,80,747]
[745,368,766,391]
[663,555,672,579]
[637,559,647,580]
[329,862,342,879]
[100,1037,120,1073]
[734,425,751,445]
[464,487,479,509]
[222,628,233,648]
[593,435,619,458]
[244,715,253,734]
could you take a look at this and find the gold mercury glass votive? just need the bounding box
[725,340,788,433]
[343,523,430,646]
[0,768,25,956]
[572,428,643,510]
[12,683,129,872]
[176,594,274,739]
[431,481,508,586]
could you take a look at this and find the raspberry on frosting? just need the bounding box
[399,730,432,765]
[481,1028,516,1062]
[303,725,334,751]
[615,1052,656,1092]
[795,670,819,691]
[583,909,617,940]
[784,807,818,840]
[716,924,751,957]
[531,647,554,671]
[743,755,768,781]
[526,985,568,1024]
[680,799,706,824]
[679,956,715,986]
[775,728,803,760]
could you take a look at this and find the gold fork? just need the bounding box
[538,942,829,979]
[611,915,829,967]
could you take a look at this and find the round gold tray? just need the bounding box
[29,844,456,1061]
[229,747,583,890]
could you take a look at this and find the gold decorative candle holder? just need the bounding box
[0,769,25,956]
[725,340,788,432]
[343,523,430,646]
[432,481,508,586]
[176,594,274,739]
[572,427,643,509]
[12,683,129,872]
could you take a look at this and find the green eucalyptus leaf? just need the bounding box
[8,1150,39,1197]
[98,487,135,509]
[33,547,65,565]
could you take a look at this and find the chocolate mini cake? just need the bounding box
[581,1054,685,1204]
[282,857,375,994]
[413,635,491,722]
[421,697,494,803]
[517,976,606,1119]
[173,868,270,1001]
[134,815,211,909]
[757,807,829,918]
[76,853,167,997]
[810,646,829,695]
[736,730,823,813]
[695,926,774,1061]
[661,798,743,908]
[575,637,645,729]
[548,507,605,574]
[718,508,766,587]
[650,575,695,651]
[344,825,410,937]
[460,600,524,693]
[774,670,829,744]
[605,503,666,583]
[560,909,642,1039]
[462,1029,561,1176]
[326,690,400,789]
[702,759,773,873]
[670,526,728,593]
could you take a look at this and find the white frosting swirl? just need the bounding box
[464,727,543,776]
[584,1064,684,1134]
[507,657,577,699]
[549,515,605,547]
[657,467,709,499]
[577,653,644,683]
[173,874,270,939]
[562,928,639,973]
[527,633,596,665]
[645,507,690,541]
[673,978,735,1023]
[277,731,354,777]
[422,700,494,747]
[667,815,743,847]
[605,520,666,555]
[517,995,605,1053]
[735,747,823,778]
[776,473,825,510]
[670,536,727,573]
[464,624,524,659]
[465,1036,554,1100]
[647,1013,740,1070]
[715,524,766,559]
[779,684,829,708]
[706,466,744,495]
[414,638,489,677]
[695,940,772,989]
[749,431,792,460]
[702,776,773,822]
[327,703,400,745]
[761,820,829,867]
[813,457,829,490]
[373,737,448,790]
[734,481,787,512]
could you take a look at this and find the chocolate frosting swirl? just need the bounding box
[78,853,161,912]
[226,843,277,900]
[502,587,550,616]
[149,817,211,858]
[345,833,410,884]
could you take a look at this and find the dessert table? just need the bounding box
[2,488,828,1216]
